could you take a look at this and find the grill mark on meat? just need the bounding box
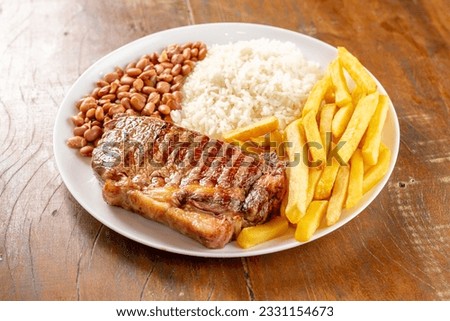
[92,115,286,248]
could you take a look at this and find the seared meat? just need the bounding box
[92,115,286,248]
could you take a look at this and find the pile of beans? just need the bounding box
[66,41,207,157]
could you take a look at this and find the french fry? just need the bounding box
[314,157,340,200]
[363,143,391,194]
[302,73,331,117]
[352,85,366,106]
[303,111,327,167]
[222,116,279,142]
[332,103,354,140]
[329,58,352,107]
[319,103,337,156]
[284,119,309,223]
[336,91,379,164]
[325,166,350,226]
[295,200,328,242]
[237,216,289,249]
[362,95,389,166]
[345,149,364,208]
[337,47,377,94]
[306,167,323,209]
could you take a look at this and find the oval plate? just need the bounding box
[53,23,400,258]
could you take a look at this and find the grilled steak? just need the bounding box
[92,115,286,248]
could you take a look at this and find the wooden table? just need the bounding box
[1,0,449,301]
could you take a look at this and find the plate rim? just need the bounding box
[53,22,400,258]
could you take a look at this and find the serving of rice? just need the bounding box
[171,38,323,138]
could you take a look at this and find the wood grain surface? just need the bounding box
[0,0,449,301]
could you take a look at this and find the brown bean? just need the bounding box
[133,78,144,91]
[86,108,96,119]
[173,75,184,84]
[154,64,164,75]
[95,107,104,121]
[84,126,103,142]
[101,93,116,101]
[181,42,193,50]
[102,102,112,113]
[96,79,109,88]
[117,85,130,92]
[171,64,181,76]
[182,48,191,60]
[160,61,173,69]
[126,67,142,77]
[126,61,137,70]
[71,115,84,127]
[73,125,88,137]
[121,97,131,109]
[156,81,170,94]
[117,91,131,99]
[130,94,146,111]
[158,73,173,83]
[198,47,207,60]
[158,104,171,115]
[108,104,126,116]
[147,92,160,105]
[109,81,119,94]
[120,75,135,85]
[161,93,173,104]
[138,69,156,80]
[115,66,124,78]
[181,64,191,76]
[170,83,182,92]
[166,99,179,111]
[79,97,97,113]
[171,53,184,65]
[142,102,155,116]
[136,58,150,70]
[149,52,158,63]
[79,145,94,157]
[67,136,87,148]
[104,71,119,83]
[190,47,198,57]
[142,86,156,94]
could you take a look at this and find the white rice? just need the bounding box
[171,38,323,138]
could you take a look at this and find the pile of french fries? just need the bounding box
[222,47,391,249]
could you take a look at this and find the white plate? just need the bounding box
[54,23,400,258]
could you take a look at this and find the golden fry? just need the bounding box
[336,91,379,164]
[302,74,331,117]
[314,157,340,200]
[332,103,354,140]
[295,200,328,242]
[345,149,364,208]
[338,47,377,94]
[284,119,309,223]
[222,116,279,142]
[325,166,350,226]
[306,167,323,209]
[237,216,289,249]
[363,144,391,194]
[319,103,337,156]
[362,95,389,166]
[352,85,366,106]
[329,58,352,107]
[303,111,327,167]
